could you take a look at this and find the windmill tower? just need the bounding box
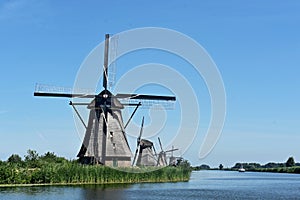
[156,137,178,166]
[34,34,176,167]
[132,117,157,166]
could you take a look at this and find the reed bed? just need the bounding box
[0,162,191,185]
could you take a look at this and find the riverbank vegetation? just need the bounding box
[193,157,300,174]
[0,150,191,186]
[231,157,300,174]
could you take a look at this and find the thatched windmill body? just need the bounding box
[34,34,176,167]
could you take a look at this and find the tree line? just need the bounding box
[193,157,300,174]
[231,157,299,169]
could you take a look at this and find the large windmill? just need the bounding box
[34,34,176,167]
[132,117,157,166]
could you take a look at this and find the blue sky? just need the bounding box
[0,0,299,167]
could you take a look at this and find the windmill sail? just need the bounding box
[132,117,144,166]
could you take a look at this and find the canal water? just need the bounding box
[1,170,300,199]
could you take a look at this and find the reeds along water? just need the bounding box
[0,161,192,185]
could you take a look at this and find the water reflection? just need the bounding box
[79,184,132,200]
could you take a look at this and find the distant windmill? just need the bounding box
[132,117,157,166]
[156,137,178,166]
[34,34,176,167]
[168,146,182,166]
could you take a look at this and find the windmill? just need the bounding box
[132,117,157,166]
[156,137,178,166]
[168,146,182,166]
[34,34,176,167]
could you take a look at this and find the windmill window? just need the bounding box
[113,158,118,167]
[113,143,116,150]
[110,131,113,138]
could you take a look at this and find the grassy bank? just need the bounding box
[0,163,191,186]
[0,151,191,186]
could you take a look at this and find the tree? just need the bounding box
[219,164,224,170]
[40,152,57,161]
[176,158,183,166]
[40,151,67,163]
[24,149,39,162]
[178,159,191,168]
[264,162,279,168]
[7,154,22,164]
[199,164,210,170]
[286,157,295,167]
[24,149,40,168]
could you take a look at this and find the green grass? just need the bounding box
[0,162,191,186]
